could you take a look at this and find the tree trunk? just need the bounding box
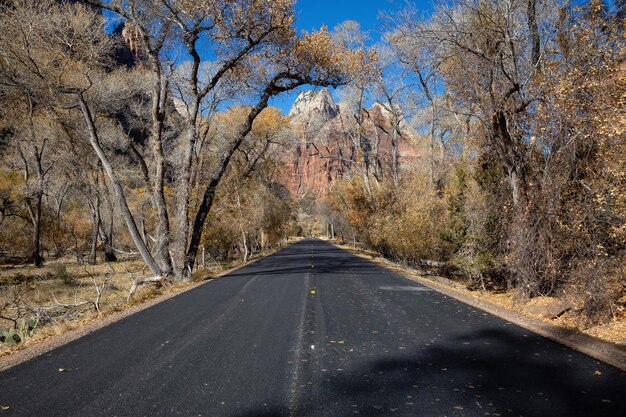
[184,86,276,275]
[527,0,542,73]
[391,122,400,187]
[103,233,116,262]
[87,195,100,265]
[507,166,527,211]
[184,150,236,275]
[101,179,117,262]
[150,74,174,276]
[241,228,249,262]
[492,110,528,212]
[362,170,373,200]
[77,94,161,277]
[30,197,43,268]
[19,139,45,268]
[429,107,436,187]
[439,138,445,169]
[176,125,198,269]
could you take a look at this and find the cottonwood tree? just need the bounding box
[384,0,626,304]
[4,1,372,277]
[514,0,626,305]
[196,106,295,261]
[63,150,104,264]
[386,5,474,188]
[0,0,116,266]
[0,109,59,267]
[388,0,548,209]
[370,43,413,187]
[178,14,371,276]
[331,22,382,200]
[99,167,118,262]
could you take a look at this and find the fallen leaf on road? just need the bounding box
[310,290,316,294]
[1,406,9,411]
[593,370,602,376]
[58,368,67,372]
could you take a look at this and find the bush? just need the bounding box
[368,174,448,264]
[438,165,469,254]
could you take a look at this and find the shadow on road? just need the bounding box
[232,239,625,416]
[311,327,626,416]
[227,240,379,278]
[231,406,295,417]
[233,328,624,417]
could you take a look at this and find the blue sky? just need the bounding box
[106,0,434,114]
[270,0,434,114]
[295,0,402,38]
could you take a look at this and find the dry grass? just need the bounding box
[0,257,218,357]
[0,243,290,360]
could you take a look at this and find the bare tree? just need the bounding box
[26,0,371,279]
[388,0,548,209]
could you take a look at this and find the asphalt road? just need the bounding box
[0,239,624,417]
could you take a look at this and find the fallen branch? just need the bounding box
[50,292,95,311]
[127,276,168,302]
[83,267,114,313]
[113,248,140,256]
[419,259,447,268]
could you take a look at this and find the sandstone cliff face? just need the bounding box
[112,21,146,68]
[284,89,344,196]
[281,89,418,197]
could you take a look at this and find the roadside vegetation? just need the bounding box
[310,1,625,337]
[0,0,624,353]
[1,258,148,352]
[0,0,369,351]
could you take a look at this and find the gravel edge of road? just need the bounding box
[0,249,282,373]
[339,244,626,372]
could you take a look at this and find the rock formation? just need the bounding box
[111,21,146,68]
[280,88,418,198]
[289,89,338,120]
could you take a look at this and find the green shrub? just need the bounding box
[0,318,37,346]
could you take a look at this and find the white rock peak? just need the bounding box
[289,88,338,119]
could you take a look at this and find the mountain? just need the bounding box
[279,89,419,198]
[289,88,338,120]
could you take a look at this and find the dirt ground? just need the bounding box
[0,243,292,369]
[0,257,211,358]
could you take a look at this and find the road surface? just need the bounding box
[0,239,624,416]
